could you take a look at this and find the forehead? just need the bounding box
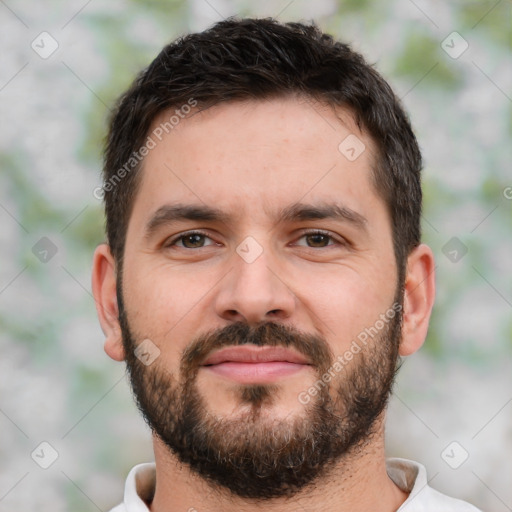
[129,97,386,232]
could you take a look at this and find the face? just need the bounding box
[119,97,402,498]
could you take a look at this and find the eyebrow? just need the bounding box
[277,202,368,231]
[144,204,231,239]
[144,201,368,239]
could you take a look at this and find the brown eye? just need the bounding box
[305,233,331,247]
[294,230,342,248]
[165,231,216,249]
[181,234,206,248]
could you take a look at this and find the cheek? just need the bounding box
[125,257,213,316]
[297,266,393,352]
[122,262,217,364]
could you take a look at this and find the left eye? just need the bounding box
[295,231,339,248]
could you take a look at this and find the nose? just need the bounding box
[214,242,296,325]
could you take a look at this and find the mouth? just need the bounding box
[200,345,312,384]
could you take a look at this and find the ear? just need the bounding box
[399,243,436,356]
[91,243,125,361]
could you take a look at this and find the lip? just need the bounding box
[200,346,311,384]
[201,346,311,366]
[203,361,308,383]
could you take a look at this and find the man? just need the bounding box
[92,17,481,511]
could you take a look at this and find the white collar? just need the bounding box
[116,458,481,511]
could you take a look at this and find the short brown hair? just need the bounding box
[103,17,422,285]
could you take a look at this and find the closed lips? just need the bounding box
[201,346,311,366]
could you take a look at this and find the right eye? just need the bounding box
[164,230,217,249]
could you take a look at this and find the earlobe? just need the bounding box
[399,244,436,356]
[91,244,126,362]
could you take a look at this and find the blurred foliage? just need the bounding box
[459,1,512,47]
[394,31,461,89]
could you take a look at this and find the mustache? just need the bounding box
[180,321,334,376]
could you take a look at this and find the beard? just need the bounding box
[118,288,403,500]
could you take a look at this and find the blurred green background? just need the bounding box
[0,0,510,510]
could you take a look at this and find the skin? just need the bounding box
[92,96,436,512]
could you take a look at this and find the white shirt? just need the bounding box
[109,458,482,511]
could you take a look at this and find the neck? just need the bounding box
[148,428,408,512]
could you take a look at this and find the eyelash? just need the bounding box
[164,229,346,249]
[164,229,217,249]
